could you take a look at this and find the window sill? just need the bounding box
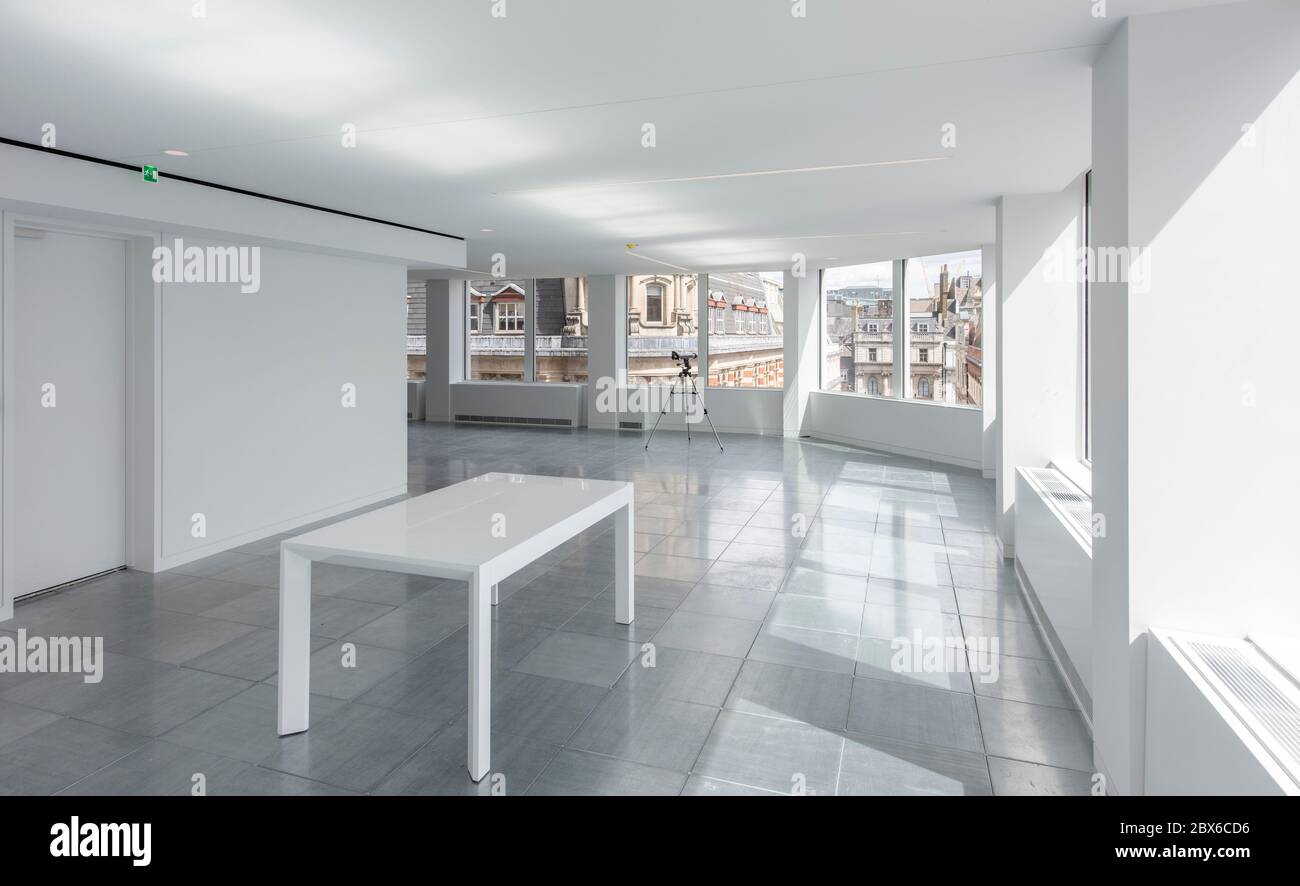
[813,389,982,413]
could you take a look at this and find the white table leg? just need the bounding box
[468,569,492,782]
[616,503,635,625]
[277,546,312,735]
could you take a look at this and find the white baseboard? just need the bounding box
[807,431,983,471]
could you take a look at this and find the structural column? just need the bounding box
[424,278,465,422]
[585,275,627,430]
[994,183,1084,558]
[782,268,821,436]
[1090,0,1300,795]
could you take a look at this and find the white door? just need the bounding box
[10,228,127,597]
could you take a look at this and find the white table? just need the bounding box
[276,472,634,781]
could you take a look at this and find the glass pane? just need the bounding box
[468,279,526,380]
[406,279,425,380]
[904,251,983,405]
[627,274,698,385]
[706,271,784,388]
[821,261,894,396]
[534,277,589,383]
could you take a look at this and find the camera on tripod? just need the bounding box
[670,351,698,374]
[645,350,723,452]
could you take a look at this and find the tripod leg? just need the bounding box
[689,376,725,452]
[644,375,677,450]
[685,373,692,443]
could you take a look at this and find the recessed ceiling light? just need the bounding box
[479,228,494,233]
[827,257,839,261]
[502,157,946,195]
[163,149,189,157]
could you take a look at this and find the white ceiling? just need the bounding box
[0,0,1233,275]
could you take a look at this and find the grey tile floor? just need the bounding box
[0,422,1093,796]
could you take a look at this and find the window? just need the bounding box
[468,279,526,380]
[406,280,426,380]
[821,261,893,394]
[707,271,784,388]
[496,302,524,333]
[645,283,664,324]
[628,275,697,385]
[1083,170,1093,462]
[903,249,983,406]
[534,277,589,383]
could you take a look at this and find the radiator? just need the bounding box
[450,381,585,429]
[1146,629,1300,795]
[1015,467,1093,706]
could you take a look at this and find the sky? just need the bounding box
[822,250,982,293]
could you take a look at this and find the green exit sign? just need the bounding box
[141,165,159,183]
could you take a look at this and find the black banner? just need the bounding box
[3,796,1286,871]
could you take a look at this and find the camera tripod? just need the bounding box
[644,353,724,452]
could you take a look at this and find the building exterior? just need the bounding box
[626,272,784,388]
[824,264,983,404]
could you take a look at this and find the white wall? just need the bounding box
[995,180,1084,556]
[157,239,407,567]
[806,391,983,469]
[0,147,451,593]
[1091,0,1300,795]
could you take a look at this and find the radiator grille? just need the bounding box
[455,414,573,428]
[1021,467,1092,540]
[1186,639,1300,781]
[619,420,645,430]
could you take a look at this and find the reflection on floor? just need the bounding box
[0,423,1092,796]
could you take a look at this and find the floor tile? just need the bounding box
[846,677,983,753]
[724,660,852,730]
[260,702,441,792]
[988,756,1094,796]
[837,734,992,796]
[0,719,149,795]
[374,717,558,796]
[512,631,639,687]
[693,711,843,796]
[653,610,761,658]
[679,583,776,621]
[613,647,743,707]
[528,749,687,796]
[748,623,859,674]
[769,594,863,635]
[568,692,718,771]
[975,696,1092,771]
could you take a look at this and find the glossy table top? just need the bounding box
[284,472,632,572]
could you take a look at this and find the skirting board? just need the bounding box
[145,483,408,573]
[806,430,983,471]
